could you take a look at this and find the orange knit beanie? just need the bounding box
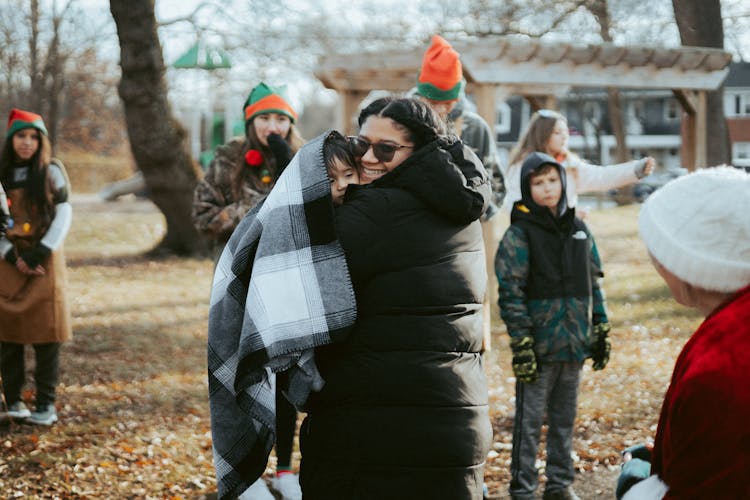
[416,35,465,101]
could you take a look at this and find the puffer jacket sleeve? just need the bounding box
[191,140,264,241]
[495,224,533,339]
[445,140,491,222]
[334,189,388,288]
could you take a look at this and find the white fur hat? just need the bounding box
[638,166,750,293]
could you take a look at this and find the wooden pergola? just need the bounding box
[315,36,733,170]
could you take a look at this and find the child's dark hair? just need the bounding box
[0,131,55,226]
[358,97,447,149]
[324,130,357,173]
[528,163,559,180]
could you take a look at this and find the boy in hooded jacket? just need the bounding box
[495,151,610,500]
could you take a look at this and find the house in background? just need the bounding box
[724,61,750,168]
[495,90,683,172]
[496,61,748,172]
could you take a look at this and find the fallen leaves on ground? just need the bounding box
[1,197,701,499]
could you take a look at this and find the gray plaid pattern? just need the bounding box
[207,132,357,499]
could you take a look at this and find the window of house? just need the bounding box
[733,142,750,164]
[495,101,511,135]
[727,92,750,117]
[630,100,645,121]
[583,101,601,124]
[664,99,680,121]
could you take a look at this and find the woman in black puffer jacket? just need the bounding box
[300,97,493,500]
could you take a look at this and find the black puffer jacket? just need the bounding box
[300,138,493,500]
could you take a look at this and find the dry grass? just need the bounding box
[483,204,701,498]
[0,197,702,499]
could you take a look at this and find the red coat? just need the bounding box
[651,285,750,498]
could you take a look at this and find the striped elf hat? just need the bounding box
[416,35,465,101]
[6,108,48,138]
[243,82,297,126]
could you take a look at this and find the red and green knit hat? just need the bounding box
[416,35,465,101]
[243,82,297,126]
[6,108,48,138]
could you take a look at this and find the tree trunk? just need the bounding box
[672,0,730,166]
[587,0,630,163]
[110,0,205,255]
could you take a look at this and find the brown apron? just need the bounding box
[0,184,71,344]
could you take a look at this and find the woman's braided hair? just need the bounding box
[358,96,447,150]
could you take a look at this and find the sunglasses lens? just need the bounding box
[372,143,397,163]
[348,137,398,162]
[537,109,558,118]
[347,137,367,157]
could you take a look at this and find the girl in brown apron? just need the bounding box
[0,109,72,426]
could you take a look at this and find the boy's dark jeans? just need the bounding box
[510,361,582,499]
[1,342,60,407]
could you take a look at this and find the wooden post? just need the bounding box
[674,89,697,171]
[474,84,497,132]
[695,90,707,169]
[341,90,369,136]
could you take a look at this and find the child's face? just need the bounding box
[545,119,568,156]
[12,128,40,161]
[529,166,562,213]
[252,113,292,146]
[329,158,359,206]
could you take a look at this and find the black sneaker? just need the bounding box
[543,487,581,500]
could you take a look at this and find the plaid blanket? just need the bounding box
[207,131,357,499]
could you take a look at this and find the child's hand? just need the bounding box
[510,335,538,383]
[590,322,611,370]
[16,258,45,276]
[635,157,655,179]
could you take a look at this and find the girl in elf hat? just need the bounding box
[503,109,655,216]
[192,82,305,500]
[0,108,73,426]
[192,81,305,258]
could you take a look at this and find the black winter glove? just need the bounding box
[4,248,17,265]
[591,322,611,371]
[19,244,51,269]
[266,133,293,178]
[510,335,538,383]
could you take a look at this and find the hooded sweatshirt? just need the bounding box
[495,152,608,362]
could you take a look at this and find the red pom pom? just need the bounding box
[245,149,263,166]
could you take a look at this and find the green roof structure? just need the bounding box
[173,41,231,70]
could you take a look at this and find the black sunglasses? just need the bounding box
[347,136,413,163]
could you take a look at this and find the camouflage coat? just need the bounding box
[192,138,273,243]
[495,205,608,363]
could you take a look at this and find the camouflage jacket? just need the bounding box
[494,205,608,362]
[191,138,271,243]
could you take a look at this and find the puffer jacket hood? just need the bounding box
[519,151,568,217]
[367,136,491,225]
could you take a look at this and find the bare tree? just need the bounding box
[585,0,629,163]
[673,0,731,166]
[110,0,205,256]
